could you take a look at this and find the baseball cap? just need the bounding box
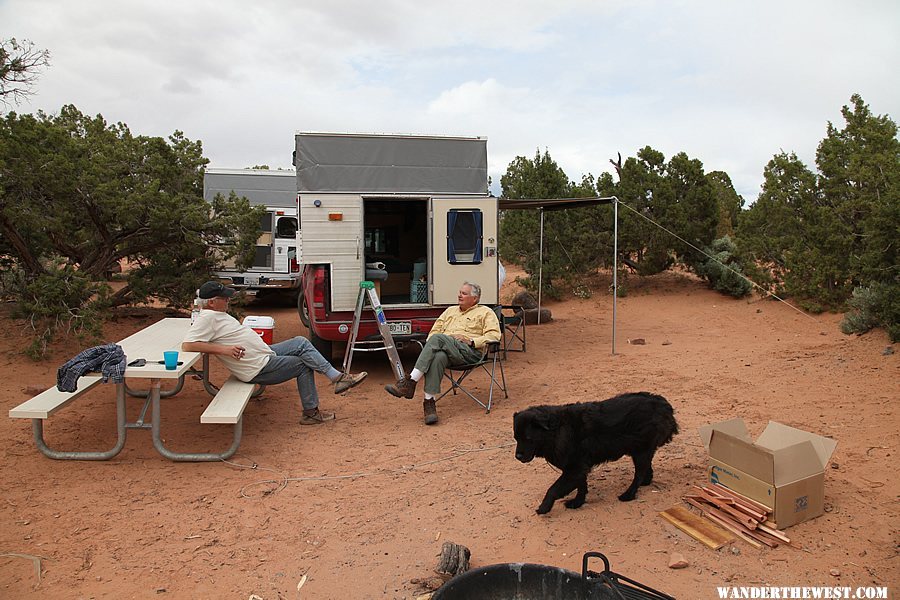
[198,281,236,299]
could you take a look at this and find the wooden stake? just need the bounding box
[693,487,760,530]
[710,483,771,515]
[756,523,791,544]
[702,486,768,521]
[683,497,763,549]
[659,505,734,550]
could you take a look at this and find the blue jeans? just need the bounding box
[249,337,340,411]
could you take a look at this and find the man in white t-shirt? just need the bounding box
[182,281,366,425]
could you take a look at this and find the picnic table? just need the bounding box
[9,318,259,462]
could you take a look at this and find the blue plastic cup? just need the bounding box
[163,350,179,370]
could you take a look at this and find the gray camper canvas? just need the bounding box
[295,132,488,195]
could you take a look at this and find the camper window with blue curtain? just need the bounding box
[447,209,483,264]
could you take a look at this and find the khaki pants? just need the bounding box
[414,334,484,395]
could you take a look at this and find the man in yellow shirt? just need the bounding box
[385,281,501,424]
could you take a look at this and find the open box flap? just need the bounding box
[708,429,774,483]
[757,421,838,470]
[699,418,749,452]
[770,440,824,485]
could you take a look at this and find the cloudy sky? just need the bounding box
[4,0,898,202]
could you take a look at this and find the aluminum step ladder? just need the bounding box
[342,281,406,380]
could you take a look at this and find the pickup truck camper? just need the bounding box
[203,168,301,298]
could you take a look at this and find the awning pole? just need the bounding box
[612,197,618,355]
[537,208,544,325]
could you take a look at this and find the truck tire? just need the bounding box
[297,292,311,328]
[309,330,333,364]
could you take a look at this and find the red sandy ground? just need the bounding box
[0,269,897,599]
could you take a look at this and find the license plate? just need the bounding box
[388,321,412,335]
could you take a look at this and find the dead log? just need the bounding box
[436,542,470,577]
[522,308,552,325]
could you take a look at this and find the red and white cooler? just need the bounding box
[242,315,275,344]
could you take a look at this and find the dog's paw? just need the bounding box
[617,491,636,502]
[564,498,585,509]
[535,504,552,515]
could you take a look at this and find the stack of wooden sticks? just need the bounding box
[683,483,792,549]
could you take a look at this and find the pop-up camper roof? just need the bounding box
[294,132,488,195]
[204,168,297,209]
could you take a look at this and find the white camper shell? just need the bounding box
[203,168,301,295]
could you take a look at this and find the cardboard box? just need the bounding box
[699,418,837,528]
[242,315,275,344]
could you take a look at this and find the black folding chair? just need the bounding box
[435,341,507,413]
[496,305,526,357]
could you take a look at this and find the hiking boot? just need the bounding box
[299,409,336,425]
[385,376,417,399]
[334,371,367,394]
[423,399,438,425]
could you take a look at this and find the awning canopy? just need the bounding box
[498,196,614,211]
[496,195,620,354]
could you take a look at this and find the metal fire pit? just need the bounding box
[432,552,675,600]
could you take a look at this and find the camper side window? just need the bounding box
[447,209,483,264]
[276,216,298,239]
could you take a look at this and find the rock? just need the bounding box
[662,340,672,345]
[730,546,741,556]
[829,568,841,577]
[883,346,894,356]
[522,308,552,325]
[629,338,646,345]
[511,291,538,309]
[668,553,689,569]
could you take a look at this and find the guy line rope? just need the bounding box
[594,199,819,323]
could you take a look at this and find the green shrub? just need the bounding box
[8,263,110,359]
[695,236,753,298]
[840,282,900,342]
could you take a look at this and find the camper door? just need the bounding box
[431,197,499,305]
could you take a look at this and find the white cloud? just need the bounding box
[3,0,898,201]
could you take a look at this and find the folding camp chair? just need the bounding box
[496,305,526,357]
[435,341,507,413]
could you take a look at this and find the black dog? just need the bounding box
[513,392,678,514]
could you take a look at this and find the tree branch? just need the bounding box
[0,38,51,107]
[0,209,44,274]
[609,152,623,180]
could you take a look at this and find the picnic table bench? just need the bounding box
[10,374,103,420]
[9,318,259,462]
[200,376,256,424]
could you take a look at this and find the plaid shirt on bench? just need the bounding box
[56,343,127,392]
